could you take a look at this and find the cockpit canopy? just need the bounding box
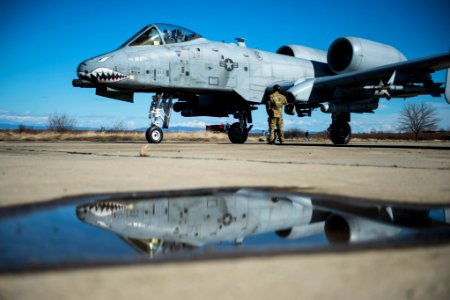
[121,23,202,47]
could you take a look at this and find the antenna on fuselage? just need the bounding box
[235,38,246,47]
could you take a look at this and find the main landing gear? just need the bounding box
[146,94,254,144]
[328,112,352,145]
[146,93,172,143]
[227,109,254,144]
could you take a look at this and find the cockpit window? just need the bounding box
[122,23,202,47]
[129,27,162,46]
[157,24,202,44]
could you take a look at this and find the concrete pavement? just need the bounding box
[1,141,449,299]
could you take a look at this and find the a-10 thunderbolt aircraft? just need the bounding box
[75,189,404,256]
[73,23,450,144]
[76,189,445,257]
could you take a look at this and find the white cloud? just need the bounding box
[126,120,137,128]
[75,115,149,130]
[377,103,389,110]
[428,101,450,115]
[351,112,401,133]
[0,113,48,125]
[171,119,208,128]
[429,102,450,129]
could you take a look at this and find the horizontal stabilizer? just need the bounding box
[446,68,450,104]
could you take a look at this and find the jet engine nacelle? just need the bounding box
[276,221,325,239]
[324,214,402,244]
[276,45,328,63]
[327,37,407,74]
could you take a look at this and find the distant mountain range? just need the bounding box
[0,123,50,130]
[136,126,203,132]
[0,123,206,132]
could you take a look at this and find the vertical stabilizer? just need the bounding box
[446,68,450,104]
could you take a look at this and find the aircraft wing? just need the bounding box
[288,51,450,104]
[315,52,450,88]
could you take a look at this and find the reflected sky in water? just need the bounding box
[1,188,449,272]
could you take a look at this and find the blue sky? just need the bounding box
[0,0,449,132]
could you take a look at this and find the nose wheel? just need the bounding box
[146,126,163,143]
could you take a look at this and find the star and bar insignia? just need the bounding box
[220,58,239,71]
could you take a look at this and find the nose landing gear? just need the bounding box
[146,93,172,143]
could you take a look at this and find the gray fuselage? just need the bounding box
[78,38,323,103]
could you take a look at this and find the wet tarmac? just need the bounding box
[2,188,449,273]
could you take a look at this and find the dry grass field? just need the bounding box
[0,129,449,143]
[0,129,257,142]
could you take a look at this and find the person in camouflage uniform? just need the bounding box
[266,85,288,144]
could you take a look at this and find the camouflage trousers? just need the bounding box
[268,117,284,143]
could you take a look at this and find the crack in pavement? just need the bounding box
[4,147,449,171]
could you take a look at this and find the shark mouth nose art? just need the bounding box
[77,201,127,217]
[78,68,127,83]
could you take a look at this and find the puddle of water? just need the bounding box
[1,188,449,273]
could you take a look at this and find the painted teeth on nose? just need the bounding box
[89,68,127,83]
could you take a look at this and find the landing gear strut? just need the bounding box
[329,112,352,145]
[228,109,253,144]
[146,93,172,143]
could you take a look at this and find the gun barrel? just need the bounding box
[72,79,95,88]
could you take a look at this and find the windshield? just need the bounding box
[157,23,202,44]
[122,23,202,47]
[129,27,162,46]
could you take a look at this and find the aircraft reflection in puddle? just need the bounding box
[76,189,450,257]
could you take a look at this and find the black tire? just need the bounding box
[146,126,163,143]
[227,122,248,144]
[329,122,351,145]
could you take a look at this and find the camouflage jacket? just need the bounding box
[266,91,287,118]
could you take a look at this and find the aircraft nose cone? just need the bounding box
[75,205,87,220]
[77,61,89,79]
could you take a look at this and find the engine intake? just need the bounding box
[276,222,324,239]
[276,45,327,63]
[327,37,407,74]
[324,214,402,244]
